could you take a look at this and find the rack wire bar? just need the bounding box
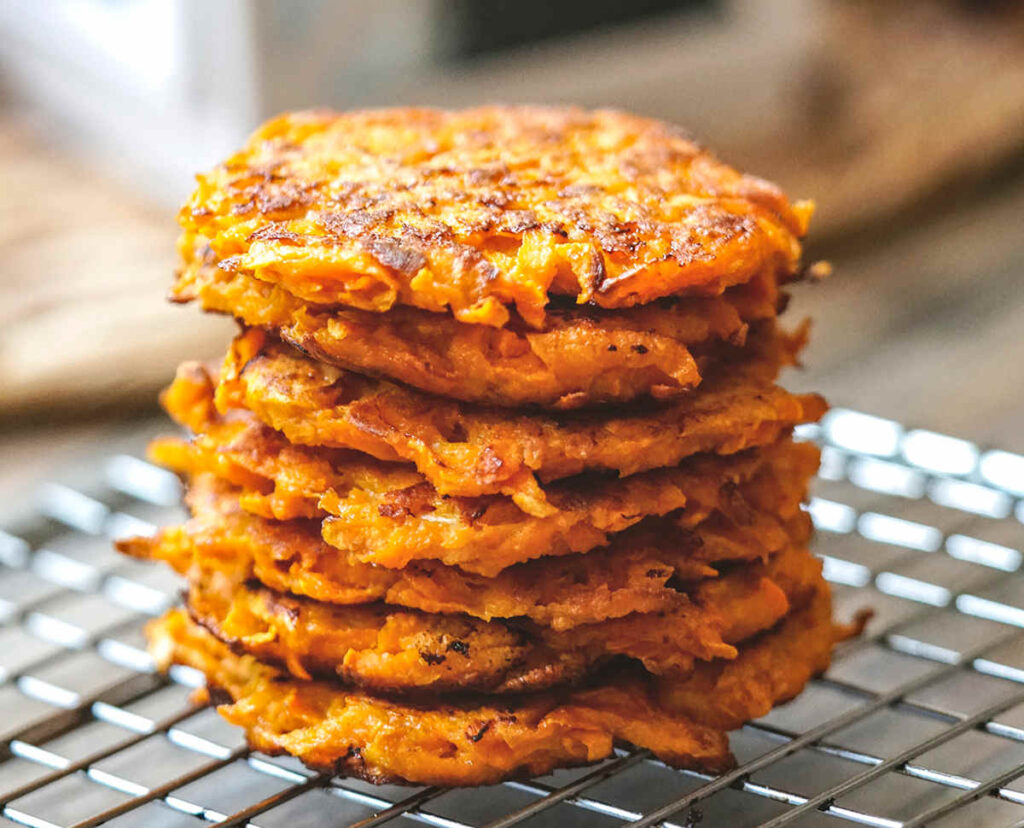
[2,704,202,805]
[620,630,1024,828]
[345,787,447,828]
[483,751,652,828]
[208,771,333,828]
[754,688,1024,827]
[0,408,1023,828]
[901,761,1024,828]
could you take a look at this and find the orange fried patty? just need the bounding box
[181,541,821,694]
[153,351,819,575]
[151,609,733,786]
[174,253,785,409]
[121,472,811,631]
[149,400,818,575]
[206,324,824,514]
[147,583,836,786]
[135,103,838,791]
[179,107,811,331]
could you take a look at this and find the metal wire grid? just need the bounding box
[0,411,1023,827]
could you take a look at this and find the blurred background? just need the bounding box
[1,0,1023,496]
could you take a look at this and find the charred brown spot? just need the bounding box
[378,482,438,519]
[248,224,304,245]
[580,248,608,296]
[465,164,509,186]
[447,640,470,656]
[207,687,234,704]
[478,190,511,209]
[319,209,395,238]
[465,720,492,743]
[365,239,427,276]
[498,210,540,233]
[419,651,446,666]
[255,183,316,215]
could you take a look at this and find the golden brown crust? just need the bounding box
[174,253,783,408]
[120,472,811,632]
[180,539,820,694]
[149,609,735,785]
[655,584,836,730]
[391,508,813,630]
[147,581,836,786]
[213,325,824,514]
[179,107,810,330]
[547,545,821,678]
[185,566,593,695]
[150,398,815,575]
[139,104,837,790]
[115,477,398,606]
[156,359,819,575]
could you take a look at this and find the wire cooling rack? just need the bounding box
[1,410,1024,828]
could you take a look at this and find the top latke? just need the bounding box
[181,107,812,328]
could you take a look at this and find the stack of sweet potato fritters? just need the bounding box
[121,107,841,786]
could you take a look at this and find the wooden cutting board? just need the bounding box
[0,117,233,420]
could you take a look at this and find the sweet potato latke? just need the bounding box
[151,609,734,785]
[121,472,810,631]
[173,254,783,408]
[124,104,844,788]
[149,581,837,786]
[210,325,824,513]
[655,585,836,729]
[181,539,820,694]
[179,107,811,330]
[150,394,816,575]
[156,358,819,574]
